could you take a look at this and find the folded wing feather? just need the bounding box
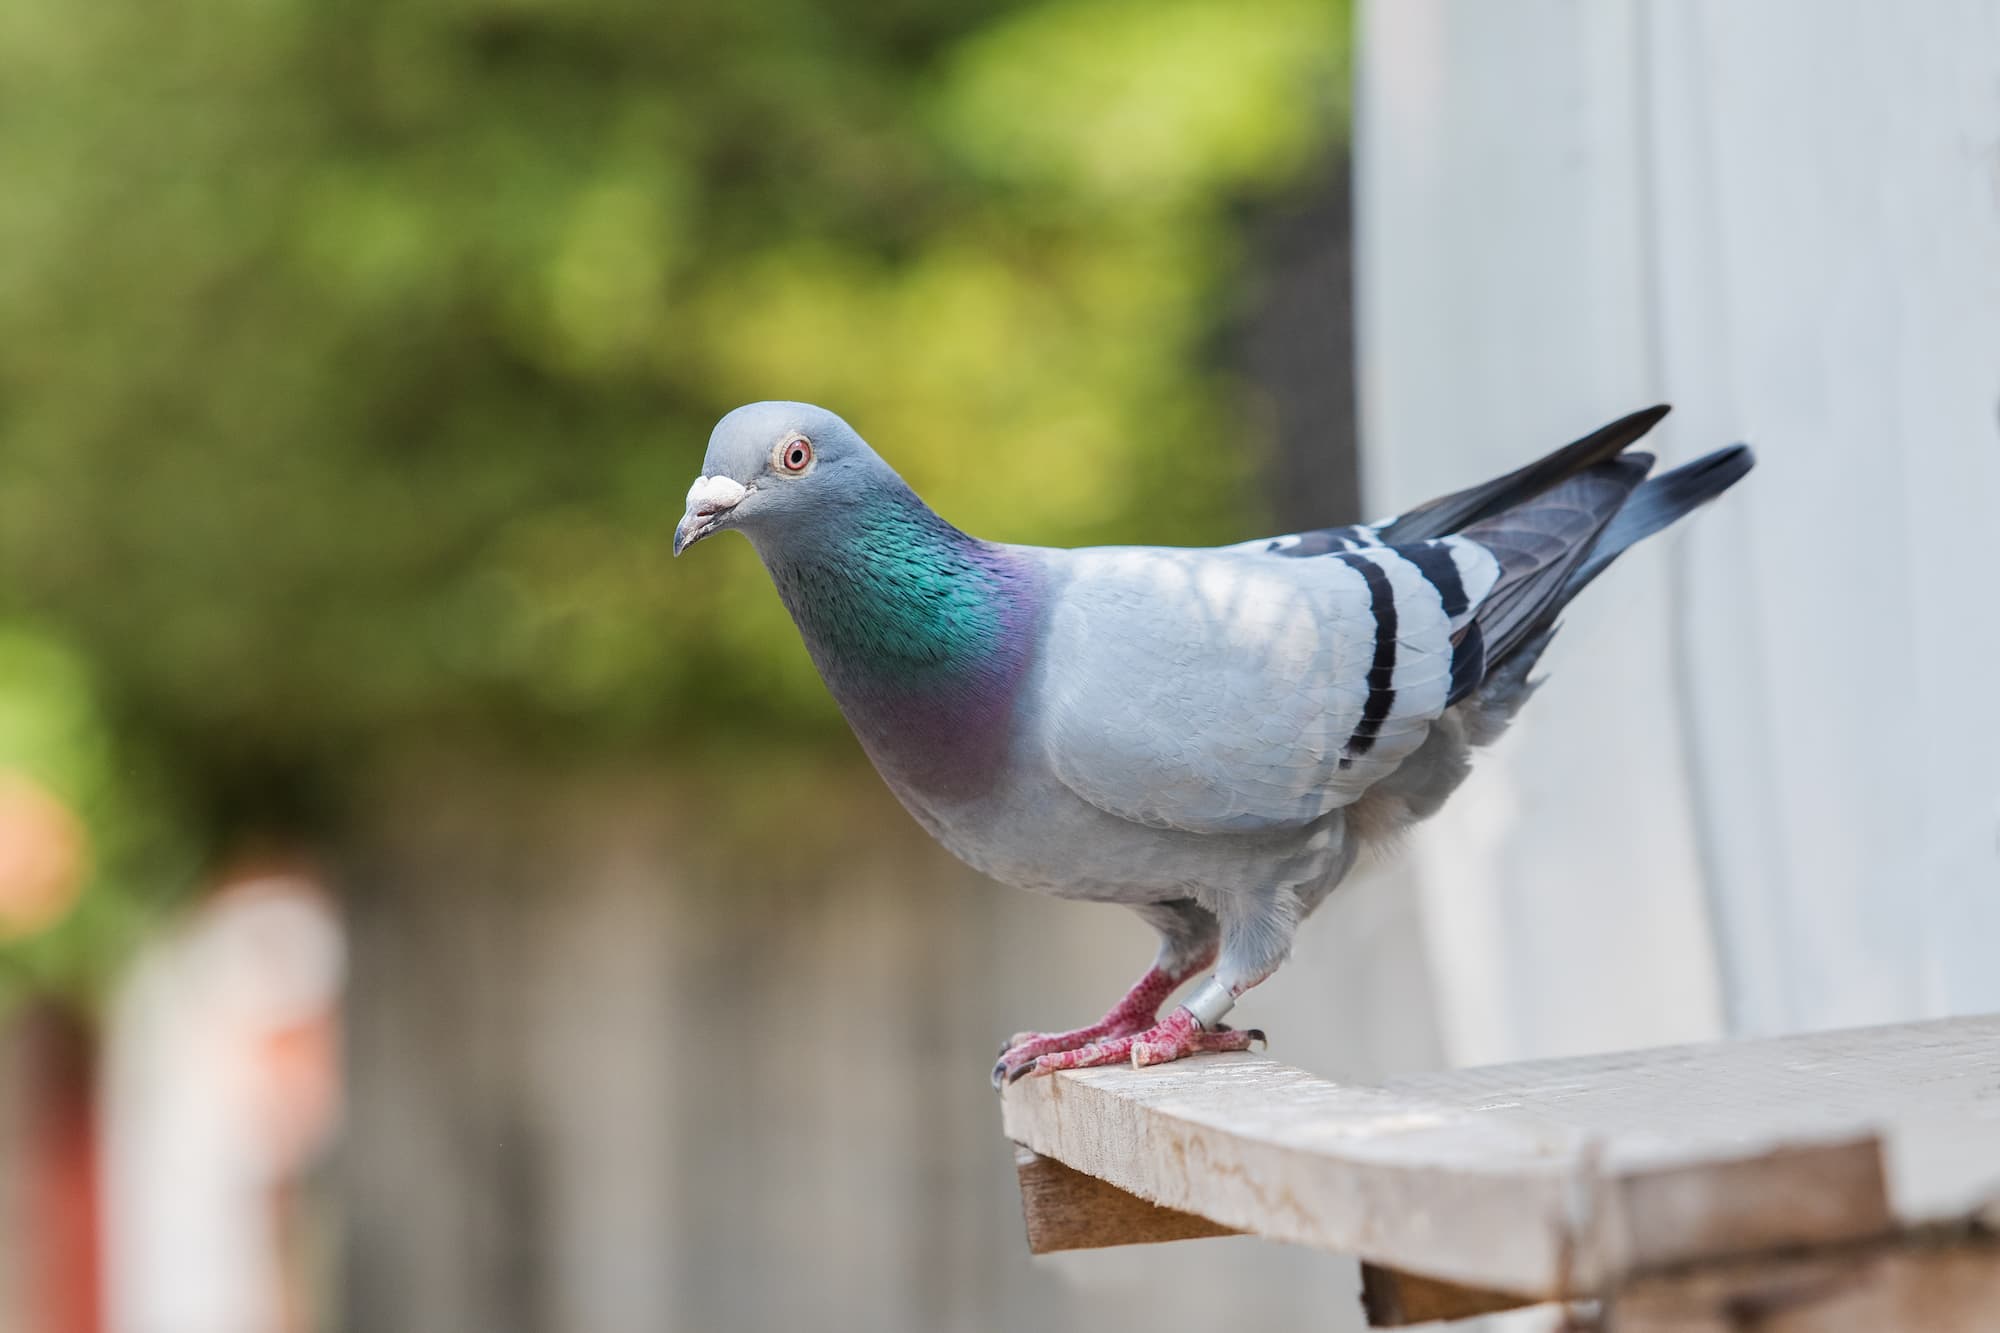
[1040,539,1498,835]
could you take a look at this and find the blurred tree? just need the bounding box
[0,0,1347,853]
[0,628,188,1005]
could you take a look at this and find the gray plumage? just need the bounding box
[676,400,1752,1070]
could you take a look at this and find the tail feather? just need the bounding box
[1375,404,1670,544]
[1447,441,1755,705]
[1450,455,1649,700]
[1563,444,1755,598]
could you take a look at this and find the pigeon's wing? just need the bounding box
[1221,524,1385,558]
[1038,540,1499,834]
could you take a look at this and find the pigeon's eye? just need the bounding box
[776,436,814,474]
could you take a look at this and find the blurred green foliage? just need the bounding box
[0,0,1347,932]
[0,628,192,1006]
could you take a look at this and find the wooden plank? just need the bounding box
[1605,1141,1890,1276]
[1001,1014,2000,1294]
[1012,1146,1236,1254]
[1610,1227,2000,1333]
[1385,1013,2000,1225]
[1002,1056,1882,1294]
[1004,1053,1587,1293]
[1359,1263,1532,1326]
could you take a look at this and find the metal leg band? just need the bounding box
[1182,976,1236,1030]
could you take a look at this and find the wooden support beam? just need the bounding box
[1609,1226,2000,1333]
[1000,1014,2000,1299]
[1013,1146,1237,1253]
[1359,1262,1534,1326]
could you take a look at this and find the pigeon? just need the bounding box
[675,402,1752,1082]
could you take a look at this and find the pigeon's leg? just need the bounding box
[992,900,1216,1086]
[1021,896,1291,1075]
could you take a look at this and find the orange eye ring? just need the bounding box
[776,436,814,474]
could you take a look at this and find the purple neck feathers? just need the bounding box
[761,490,1041,803]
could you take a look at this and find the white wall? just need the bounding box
[1357,0,2000,1060]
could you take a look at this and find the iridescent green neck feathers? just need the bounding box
[766,491,1017,690]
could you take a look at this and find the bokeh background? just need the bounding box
[1,1,1997,1330]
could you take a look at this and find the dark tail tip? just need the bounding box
[1565,443,1754,595]
[1639,443,1756,516]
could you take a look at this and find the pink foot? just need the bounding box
[1013,1009,1263,1080]
[992,957,1211,1087]
[994,1014,1156,1086]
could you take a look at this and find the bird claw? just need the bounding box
[1004,1009,1263,1078]
[993,1018,1154,1088]
[992,962,1220,1087]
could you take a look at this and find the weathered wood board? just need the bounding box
[1002,1014,2000,1299]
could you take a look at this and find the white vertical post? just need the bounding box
[1357,0,2000,1056]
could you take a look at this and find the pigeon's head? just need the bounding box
[674,401,881,556]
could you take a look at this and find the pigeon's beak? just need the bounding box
[674,475,750,556]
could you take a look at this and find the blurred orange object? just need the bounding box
[0,775,88,940]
